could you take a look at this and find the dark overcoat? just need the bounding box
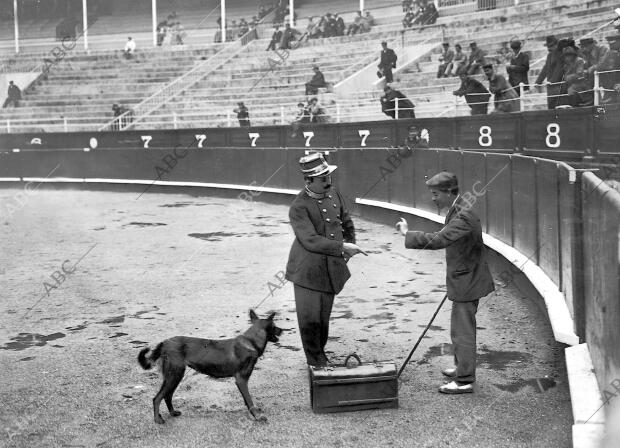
[285,188,355,294]
[404,196,495,302]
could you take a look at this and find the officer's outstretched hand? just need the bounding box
[343,242,368,257]
[395,217,408,236]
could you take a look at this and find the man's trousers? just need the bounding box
[450,299,479,384]
[294,284,334,366]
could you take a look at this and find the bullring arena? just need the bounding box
[1,0,619,447]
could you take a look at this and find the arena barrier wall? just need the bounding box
[2,105,620,163]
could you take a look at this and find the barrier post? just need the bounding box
[227,111,231,127]
[173,111,178,129]
[395,97,399,119]
[336,103,341,123]
[6,119,10,133]
[519,82,525,112]
[594,71,600,107]
[280,106,285,124]
[63,117,68,132]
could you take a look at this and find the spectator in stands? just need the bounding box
[401,125,429,149]
[307,17,321,39]
[418,2,438,25]
[162,25,173,46]
[437,42,455,78]
[258,4,267,20]
[308,97,328,122]
[173,23,186,45]
[111,103,132,130]
[322,13,337,38]
[291,101,312,137]
[238,18,250,37]
[561,47,591,107]
[402,0,413,12]
[280,23,301,49]
[3,81,21,108]
[335,14,345,36]
[506,40,530,96]
[250,16,260,28]
[346,11,364,36]
[305,66,327,95]
[267,26,283,50]
[453,73,491,115]
[363,11,375,30]
[601,34,620,104]
[466,42,486,75]
[378,41,398,83]
[580,37,610,84]
[535,35,564,109]
[123,37,136,59]
[380,85,415,119]
[157,19,168,46]
[234,102,251,127]
[496,41,512,65]
[453,43,467,75]
[483,63,520,113]
[403,8,416,28]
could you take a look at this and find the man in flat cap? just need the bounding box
[396,171,494,394]
[305,65,327,96]
[506,40,530,96]
[602,34,620,104]
[378,41,398,83]
[535,35,564,109]
[286,153,366,366]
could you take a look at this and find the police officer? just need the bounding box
[285,153,366,366]
[396,171,494,394]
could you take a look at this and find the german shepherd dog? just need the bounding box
[138,310,282,424]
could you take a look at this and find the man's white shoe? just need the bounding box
[441,368,457,378]
[439,381,474,394]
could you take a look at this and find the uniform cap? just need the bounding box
[299,153,337,177]
[425,171,458,191]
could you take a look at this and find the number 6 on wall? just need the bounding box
[545,123,560,148]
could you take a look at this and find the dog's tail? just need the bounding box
[138,342,163,370]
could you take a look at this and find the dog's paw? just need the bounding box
[257,415,268,423]
[170,410,182,417]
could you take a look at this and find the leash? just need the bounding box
[397,293,448,379]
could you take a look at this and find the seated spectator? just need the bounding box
[402,0,413,12]
[279,23,300,49]
[323,13,337,38]
[453,43,467,75]
[403,8,416,28]
[123,37,136,59]
[334,14,345,36]
[250,16,259,28]
[291,101,311,137]
[401,125,429,149]
[380,85,415,119]
[162,25,173,45]
[421,2,438,25]
[305,66,327,95]
[562,46,592,107]
[111,103,133,129]
[233,102,251,127]
[363,10,375,29]
[3,81,21,108]
[173,23,186,45]
[465,41,486,75]
[258,4,267,19]
[506,39,530,96]
[346,11,364,36]
[238,18,250,37]
[437,42,455,78]
[308,97,328,122]
[496,41,512,65]
[453,73,491,115]
[307,17,321,39]
[483,63,519,113]
[267,26,282,50]
[157,19,169,46]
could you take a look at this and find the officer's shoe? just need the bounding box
[438,381,474,394]
[441,368,457,378]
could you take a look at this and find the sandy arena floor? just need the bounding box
[0,188,571,448]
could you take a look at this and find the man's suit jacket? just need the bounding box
[404,197,495,302]
[380,48,397,68]
[285,188,355,294]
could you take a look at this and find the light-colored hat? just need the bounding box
[299,153,337,177]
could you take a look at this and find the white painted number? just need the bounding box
[545,123,561,148]
[358,129,370,147]
[420,128,429,143]
[478,126,492,147]
[248,132,260,147]
[89,137,98,149]
[303,131,315,147]
[195,134,206,148]
[141,135,152,149]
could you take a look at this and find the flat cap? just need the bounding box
[579,37,594,45]
[425,171,458,190]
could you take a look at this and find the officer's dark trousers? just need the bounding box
[450,299,479,384]
[294,284,334,366]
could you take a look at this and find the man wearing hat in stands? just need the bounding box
[305,66,327,96]
[453,73,491,115]
[483,63,520,113]
[562,46,591,107]
[380,85,415,119]
[286,153,366,367]
[535,35,565,109]
[233,102,250,127]
[601,34,620,104]
[378,41,398,83]
[506,39,530,96]
[437,42,455,78]
[396,171,494,393]
[580,37,611,99]
[465,41,486,75]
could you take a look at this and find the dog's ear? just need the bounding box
[249,309,259,322]
[267,311,276,321]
